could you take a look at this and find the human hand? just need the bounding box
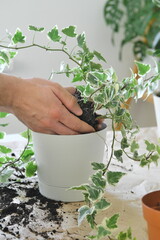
[10,77,95,135]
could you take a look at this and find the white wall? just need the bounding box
[0,0,135,133]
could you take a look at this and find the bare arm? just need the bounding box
[0,74,95,135]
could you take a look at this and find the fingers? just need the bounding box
[51,83,83,116]
[60,105,95,134]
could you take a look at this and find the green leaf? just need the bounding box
[62,26,77,37]
[25,161,37,177]
[106,214,119,229]
[0,112,8,118]
[76,85,85,93]
[0,169,14,183]
[28,25,44,32]
[86,210,97,229]
[0,132,5,139]
[130,140,139,152]
[0,123,9,127]
[69,184,88,191]
[0,145,12,154]
[72,73,84,82]
[91,162,106,171]
[48,26,62,42]
[107,171,125,186]
[0,157,6,167]
[114,150,123,162]
[78,205,94,225]
[87,73,98,84]
[9,51,17,59]
[117,232,127,240]
[91,171,106,189]
[135,61,151,76]
[97,226,111,239]
[145,140,155,151]
[21,149,34,162]
[84,84,95,97]
[93,50,106,62]
[85,185,101,201]
[95,198,111,210]
[0,51,9,64]
[12,28,26,44]
[77,32,86,48]
[20,130,32,140]
[121,137,129,149]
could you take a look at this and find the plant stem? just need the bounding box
[0,129,31,174]
[0,42,81,67]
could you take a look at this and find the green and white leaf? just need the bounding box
[62,25,77,37]
[107,171,125,186]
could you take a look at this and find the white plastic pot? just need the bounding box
[153,93,160,137]
[32,125,107,202]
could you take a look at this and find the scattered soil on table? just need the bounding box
[0,181,63,238]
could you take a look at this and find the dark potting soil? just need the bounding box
[0,180,63,238]
[74,90,98,129]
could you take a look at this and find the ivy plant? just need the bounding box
[104,0,160,60]
[0,25,160,239]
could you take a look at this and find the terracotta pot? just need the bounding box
[32,124,107,202]
[142,190,160,240]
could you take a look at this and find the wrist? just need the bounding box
[0,74,23,113]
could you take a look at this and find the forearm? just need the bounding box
[0,73,21,113]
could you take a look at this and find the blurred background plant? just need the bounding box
[104,0,160,61]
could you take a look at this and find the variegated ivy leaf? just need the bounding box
[0,51,9,64]
[107,171,125,186]
[0,145,12,154]
[21,149,34,163]
[0,157,6,167]
[62,25,77,37]
[145,140,155,151]
[48,26,61,42]
[97,226,111,239]
[106,214,119,229]
[25,161,37,177]
[94,199,111,210]
[77,32,86,48]
[114,149,123,162]
[91,162,106,171]
[21,129,32,140]
[9,51,17,59]
[84,84,95,97]
[78,205,94,226]
[12,28,26,44]
[0,169,14,183]
[72,73,84,82]
[0,112,8,118]
[91,171,106,189]
[28,25,44,32]
[93,50,106,62]
[130,140,139,152]
[0,132,5,139]
[86,210,97,229]
[85,185,102,201]
[135,61,151,76]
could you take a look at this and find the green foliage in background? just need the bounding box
[104,0,160,60]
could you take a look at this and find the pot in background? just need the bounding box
[32,125,107,202]
[142,190,160,240]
